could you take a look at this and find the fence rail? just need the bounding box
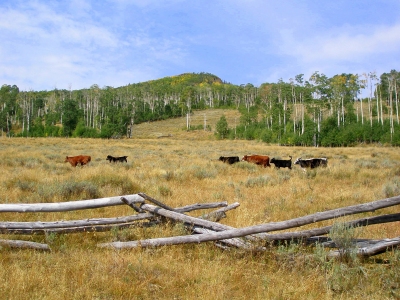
[1,193,400,259]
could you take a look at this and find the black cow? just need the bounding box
[270,156,292,169]
[294,157,327,169]
[219,156,240,164]
[106,155,128,163]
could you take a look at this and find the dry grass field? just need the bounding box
[1,109,400,299]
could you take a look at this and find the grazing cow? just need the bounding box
[294,157,328,169]
[219,156,240,164]
[241,155,271,168]
[64,155,91,167]
[106,155,128,163]
[270,156,292,169]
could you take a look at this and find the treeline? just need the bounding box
[0,70,400,146]
[216,70,400,146]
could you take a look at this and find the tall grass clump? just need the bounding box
[244,175,272,187]
[158,185,172,197]
[382,176,400,198]
[38,180,100,202]
[188,166,217,180]
[377,250,400,298]
[328,222,360,263]
[235,162,257,172]
[88,173,142,195]
[162,170,175,181]
[355,159,377,169]
[327,261,367,295]
[4,176,37,192]
[324,223,369,296]
[276,170,291,183]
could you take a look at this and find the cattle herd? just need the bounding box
[219,154,328,170]
[64,152,327,171]
[64,155,128,167]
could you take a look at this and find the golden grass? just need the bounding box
[1,112,400,299]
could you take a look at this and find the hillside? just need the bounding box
[3,70,399,146]
[130,109,241,139]
[129,72,224,89]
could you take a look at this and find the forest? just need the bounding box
[1,70,400,147]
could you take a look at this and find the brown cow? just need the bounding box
[241,155,271,167]
[65,155,91,167]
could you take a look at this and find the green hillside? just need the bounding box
[1,70,400,146]
[130,109,241,139]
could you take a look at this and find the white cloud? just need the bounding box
[1,0,400,90]
[285,24,400,63]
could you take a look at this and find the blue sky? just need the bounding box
[1,0,400,91]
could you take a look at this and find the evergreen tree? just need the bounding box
[62,98,80,137]
[216,115,229,139]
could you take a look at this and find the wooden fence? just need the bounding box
[1,192,400,259]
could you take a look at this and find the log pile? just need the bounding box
[0,193,400,258]
[99,193,400,259]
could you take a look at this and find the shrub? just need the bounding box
[382,177,400,198]
[194,167,217,179]
[38,180,100,202]
[244,175,272,187]
[158,185,172,197]
[88,174,141,195]
[5,178,36,192]
[328,222,360,263]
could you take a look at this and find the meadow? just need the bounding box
[1,112,400,299]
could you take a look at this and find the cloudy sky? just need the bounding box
[1,0,400,91]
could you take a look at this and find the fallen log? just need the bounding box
[193,227,256,250]
[138,203,235,232]
[328,237,400,258]
[0,201,230,234]
[98,195,400,249]
[0,239,51,251]
[0,194,144,213]
[0,213,154,234]
[261,212,400,242]
[121,196,229,215]
[138,193,177,212]
[199,202,240,222]
[175,201,229,213]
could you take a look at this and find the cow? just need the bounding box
[294,157,328,170]
[270,156,292,169]
[219,156,240,164]
[241,155,271,168]
[64,155,91,167]
[106,155,128,163]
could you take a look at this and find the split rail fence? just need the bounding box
[1,192,400,259]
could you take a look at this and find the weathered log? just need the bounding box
[175,201,228,213]
[200,211,226,222]
[0,239,51,251]
[5,220,165,235]
[121,196,144,213]
[138,193,177,211]
[261,212,400,242]
[98,195,400,249]
[0,194,144,213]
[328,237,400,258]
[197,213,400,250]
[199,202,240,222]
[139,204,233,231]
[0,214,153,230]
[0,201,230,234]
[193,227,255,249]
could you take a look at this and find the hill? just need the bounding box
[129,72,225,89]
